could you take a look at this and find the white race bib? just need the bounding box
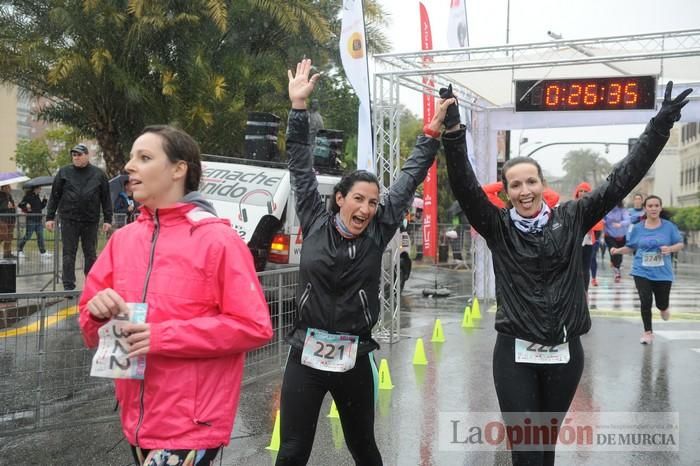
[301,328,359,372]
[642,252,664,267]
[90,303,148,379]
[515,338,570,364]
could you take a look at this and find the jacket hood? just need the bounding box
[574,182,592,199]
[181,191,218,216]
[136,192,227,228]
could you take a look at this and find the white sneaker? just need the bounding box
[660,309,670,321]
[640,332,654,345]
[17,251,25,257]
[40,252,53,259]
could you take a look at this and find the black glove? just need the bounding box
[438,84,461,129]
[653,81,692,135]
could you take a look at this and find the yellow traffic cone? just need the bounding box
[462,305,474,328]
[266,409,280,451]
[327,399,340,418]
[431,318,445,343]
[378,358,394,390]
[413,337,428,365]
[471,297,482,319]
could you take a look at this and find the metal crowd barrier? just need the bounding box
[0,213,132,292]
[406,222,473,268]
[0,267,300,436]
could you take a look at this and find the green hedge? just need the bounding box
[664,206,700,231]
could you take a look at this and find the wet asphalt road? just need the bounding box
[2,261,700,465]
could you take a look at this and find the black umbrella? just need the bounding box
[109,174,130,205]
[23,175,54,189]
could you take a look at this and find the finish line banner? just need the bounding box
[439,411,679,452]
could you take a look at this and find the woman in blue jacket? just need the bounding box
[610,195,683,344]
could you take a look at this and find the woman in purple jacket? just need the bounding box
[604,202,630,282]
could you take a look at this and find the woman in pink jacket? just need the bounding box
[79,125,273,466]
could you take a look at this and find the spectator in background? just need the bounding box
[17,186,50,258]
[46,143,112,291]
[0,185,16,259]
[113,179,138,227]
[604,201,631,283]
[308,98,324,151]
[629,193,645,225]
[574,182,604,290]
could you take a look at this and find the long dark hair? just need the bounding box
[139,125,202,193]
[330,170,380,213]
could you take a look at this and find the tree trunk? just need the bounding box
[94,127,126,177]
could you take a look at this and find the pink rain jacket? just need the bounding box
[79,202,273,449]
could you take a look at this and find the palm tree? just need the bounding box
[1,0,387,175]
[561,148,612,195]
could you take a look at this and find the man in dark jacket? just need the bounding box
[17,186,49,257]
[46,143,112,290]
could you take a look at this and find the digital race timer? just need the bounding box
[515,76,656,111]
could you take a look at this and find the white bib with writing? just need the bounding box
[515,338,570,364]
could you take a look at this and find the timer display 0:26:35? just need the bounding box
[515,76,656,111]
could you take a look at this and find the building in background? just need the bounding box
[0,85,105,173]
[678,122,700,207]
[0,85,19,172]
[631,126,681,206]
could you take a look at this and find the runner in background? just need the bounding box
[604,201,631,283]
[610,195,684,344]
[589,221,604,287]
[629,193,646,225]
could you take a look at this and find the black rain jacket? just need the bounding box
[443,119,669,345]
[46,164,112,224]
[286,109,439,355]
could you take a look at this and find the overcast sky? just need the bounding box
[378,0,700,177]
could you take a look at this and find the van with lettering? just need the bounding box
[200,156,413,290]
[200,155,340,271]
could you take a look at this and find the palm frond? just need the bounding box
[205,0,228,33]
[90,48,113,75]
[249,0,330,43]
[211,74,227,100]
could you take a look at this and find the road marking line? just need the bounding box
[654,330,700,340]
[0,305,78,338]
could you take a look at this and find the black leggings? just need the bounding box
[604,236,626,269]
[276,347,381,466]
[581,245,593,291]
[633,276,672,332]
[60,219,98,289]
[590,241,599,279]
[493,334,584,466]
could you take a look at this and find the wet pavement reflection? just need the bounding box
[2,263,700,465]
